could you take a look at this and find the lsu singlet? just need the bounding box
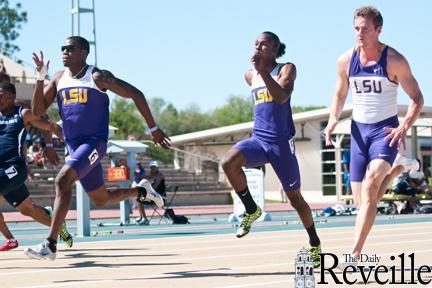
[56,65,109,146]
[349,45,398,124]
[250,63,296,141]
[348,45,399,180]
[234,64,301,191]
[0,106,26,164]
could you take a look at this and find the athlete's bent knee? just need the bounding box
[89,190,109,207]
[19,205,33,217]
[55,172,75,192]
[287,190,305,209]
[222,151,243,173]
[361,198,378,208]
[92,197,108,207]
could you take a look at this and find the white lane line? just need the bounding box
[212,280,293,288]
[1,223,431,266]
[2,237,431,277]
[14,248,432,288]
[2,228,432,267]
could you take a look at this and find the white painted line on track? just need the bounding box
[14,248,432,288]
[212,280,293,288]
[1,223,431,266]
[2,237,431,277]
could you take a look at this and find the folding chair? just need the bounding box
[149,185,179,224]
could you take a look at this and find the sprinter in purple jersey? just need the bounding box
[325,6,424,268]
[25,36,171,261]
[222,32,321,268]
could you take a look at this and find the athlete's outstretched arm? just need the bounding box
[325,52,351,146]
[22,109,63,140]
[22,110,62,165]
[41,129,60,166]
[31,52,59,117]
[93,69,171,149]
[384,52,424,149]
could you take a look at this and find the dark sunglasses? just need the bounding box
[61,44,80,52]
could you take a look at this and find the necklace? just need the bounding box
[70,65,88,79]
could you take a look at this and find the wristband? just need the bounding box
[45,143,54,148]
[149,126,159,133]
[36,64,48,81]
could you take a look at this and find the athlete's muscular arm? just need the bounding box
[93,69,171,149]
[31,52,59,117]
[22,110,63,140]
[252,52,296,104]
[41,130,60,166]
[384,49,424,149]
[325,50,351,146]
[22,110,62,165]
[261,63,296,105]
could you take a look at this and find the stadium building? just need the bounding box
[170,106,432,202]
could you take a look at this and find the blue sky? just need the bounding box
[10,0,432,112]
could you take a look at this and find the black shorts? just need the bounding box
[0,162,29,208]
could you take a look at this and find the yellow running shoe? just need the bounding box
[59,221,73,248]
[45,206,73,248]
[236,206,262,238]
[310,245,321,268]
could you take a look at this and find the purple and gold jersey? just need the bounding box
[56,66,109,146]
[250,64,295,141]
[234,64,300,192]
[349,45,398,124]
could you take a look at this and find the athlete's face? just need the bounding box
[61,39,88,67]
[354,17,381,47]
[0,88,15,112]
[255,34,278,60]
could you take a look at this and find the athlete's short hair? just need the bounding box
[262,31,286,58]
[0,82,16,94]
[354,6,383,29]
[67,36,90,52]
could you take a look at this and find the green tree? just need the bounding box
[148,95,254,136]
[211,95,253,126]
[146,144,174,165]
[292,105,326,113]
[173,104,213,135]
[149,97,180,135]
[149,98,214,136]
[157,103,179,135]
[148,97,166,119]
[145,95,325,137]
[46,105,60,123]
[0,0,27,57]
[110,98,146,140]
